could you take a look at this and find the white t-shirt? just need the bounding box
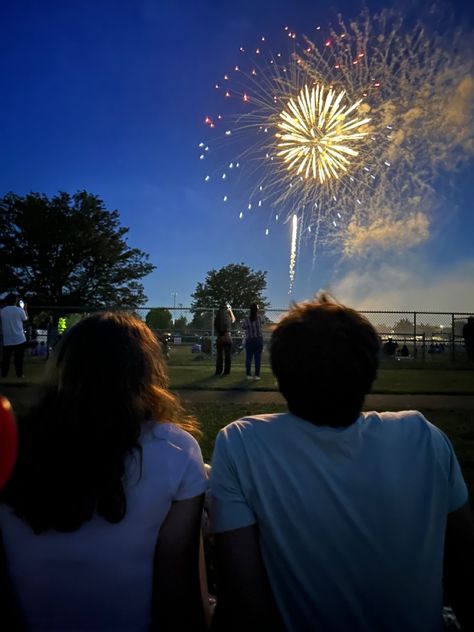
[0,305,27,345]
[210,410,468,632]
[0,422,207,632]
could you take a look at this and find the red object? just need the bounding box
[0,396,18,489]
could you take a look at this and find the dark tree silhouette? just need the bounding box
[0,191,155,307]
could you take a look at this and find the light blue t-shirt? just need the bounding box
[0,422,207,632]
[210,410,468,632]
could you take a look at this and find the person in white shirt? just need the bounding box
[210,294,473,632]
[0,312,208,631]
[1,294,28,378]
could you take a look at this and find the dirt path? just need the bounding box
[2,384,474,412]
[174,390,474,410]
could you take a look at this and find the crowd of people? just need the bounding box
[0,294,473,631]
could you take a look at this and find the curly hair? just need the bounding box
[2,312,200,533]
[270,293,380,427]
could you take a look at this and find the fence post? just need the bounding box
[413,311,417,359]
[451,313,455,362]
[211,308,215,339]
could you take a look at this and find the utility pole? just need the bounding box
[171,292,177,324]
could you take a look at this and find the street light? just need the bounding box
[171,292,177,325]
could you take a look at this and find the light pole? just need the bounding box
[171,292,177,325]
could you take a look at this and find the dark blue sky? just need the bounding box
[1,0,473,309]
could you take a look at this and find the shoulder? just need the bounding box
[139,423,203,466]
[143,421,201,453]
[138,422,205,486]
[5,306,24,318]
[364,410,434,433]
[215,413,284,450]
[363,410,455,452]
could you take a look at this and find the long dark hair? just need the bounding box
[249,303,258,322]
[2,312,200,534]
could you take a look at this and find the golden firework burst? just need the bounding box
[276,84,371,183]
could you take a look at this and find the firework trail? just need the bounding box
[289,214,298,292]
[199,7,473,285]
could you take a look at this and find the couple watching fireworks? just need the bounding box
[0,295,472,631]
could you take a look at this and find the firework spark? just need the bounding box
[200,7,473,286]
[276,85,371,183]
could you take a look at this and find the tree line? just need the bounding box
[1,191,269,316]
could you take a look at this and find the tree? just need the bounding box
[392,318,414,334]
[190,310,214,333]
[0,191,155,307]
[32,311,53,330]
[173,315,188,332]
[417,322,440,337]
[191,264,269,315]
[374,323,392,335]
[145,308,173,331]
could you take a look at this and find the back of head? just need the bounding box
[270,294,380,427]
[249,303,258,322]
[53,312,167,409]
[4,312,198,533]
[5,293,17,306]
[215,306,229,333]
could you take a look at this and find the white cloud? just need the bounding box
[331,257,474,312]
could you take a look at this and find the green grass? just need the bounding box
[168,346,474,393]
[2,354,473,394]
[169,343,474,369]
[373,370,474,394]
[186,402,474,506]
[170,366,474,393]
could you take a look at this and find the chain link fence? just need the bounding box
[17,304,473,366]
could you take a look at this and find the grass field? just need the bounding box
[169,366,474,393]
[168,345,474,393]
[3,353,474,394]
[168,344,473,370]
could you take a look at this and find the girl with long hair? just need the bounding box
[0,312,208,631]
[242,303,264,381]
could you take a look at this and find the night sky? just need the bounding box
[1,0,473,310]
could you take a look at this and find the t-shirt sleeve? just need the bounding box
[209,427,256,533]
[446,446,468,513]
[174,433,207,501]
[431,424,468,513]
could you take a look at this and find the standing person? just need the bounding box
[0,313,208,631]
[242,303,264,380]
[0,294,28,379]
[210,294,473,632]
[214,304,235,376]
[463,316,474,361]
